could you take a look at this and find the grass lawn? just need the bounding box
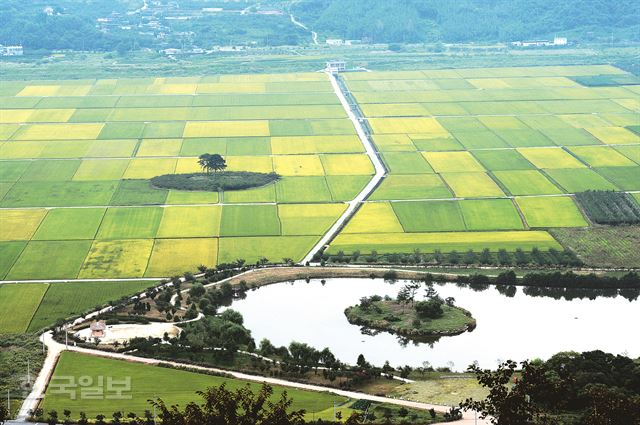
[42,352,347,419]
[28,280,154,332]
[0,283,48,333]
[516,196,588,228]
[391,376,488,406]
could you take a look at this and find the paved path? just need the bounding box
[18,332,489,424]
[300,72,387,264]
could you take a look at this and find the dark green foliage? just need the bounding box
[150,172,280,192]
[462,351,640,425]
[575,190,640,225]
[571,74,640,86]
[150,383,306,425]
[414,299,444,319]
[328,248,583,267]
[293,0,640,43]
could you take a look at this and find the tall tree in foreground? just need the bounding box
[149,383,305,425]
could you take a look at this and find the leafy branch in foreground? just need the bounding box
[149,383,305,425]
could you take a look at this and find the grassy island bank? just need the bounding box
[345,284,476,340]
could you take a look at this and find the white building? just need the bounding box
[326,39,344,46]
[326,60,346,73]
[554,37,568,46]
[0,45,24,56]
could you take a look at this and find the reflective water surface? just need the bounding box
[229,278,639,370]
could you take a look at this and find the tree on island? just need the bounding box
[198,153,227,174]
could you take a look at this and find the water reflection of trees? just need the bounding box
[435,280,640,302]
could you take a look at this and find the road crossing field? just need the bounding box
[1,65,639,278]
[329,64,639,256]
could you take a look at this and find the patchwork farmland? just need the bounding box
[327,64,640,256]
[1,65,639,280]
[0,73,371,279]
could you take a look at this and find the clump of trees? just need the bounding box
[324,247,583,267]
[197,153,227,174]
[461,351,640,425]
[575,190,640,225]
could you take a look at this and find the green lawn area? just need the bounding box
[42,352,347,419]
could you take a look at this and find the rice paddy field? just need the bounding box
[0,73,373,279]
[2,65,640,277]
[327,64,640,256]
[0,280,153,333]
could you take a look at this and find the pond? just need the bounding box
[228,278,640,371]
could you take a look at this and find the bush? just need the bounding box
[415,299,444,319]
[150,172,280,192]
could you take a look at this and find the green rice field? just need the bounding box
[0,73,370,278]
[1,65,639,277]
[0,280,153,333]
[329,64,639,256]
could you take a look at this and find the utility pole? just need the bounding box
[27,358,31,386]
[65,325,68,350]
[7,390,10,418]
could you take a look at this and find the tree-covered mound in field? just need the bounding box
[150,172,280,192]
[344,283,475,340]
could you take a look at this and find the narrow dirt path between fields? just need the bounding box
[300,72,387,264]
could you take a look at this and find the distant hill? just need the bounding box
[292,0,640,43]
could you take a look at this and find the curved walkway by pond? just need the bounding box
[18,332,489,424]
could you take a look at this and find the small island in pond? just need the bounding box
[151,153,280,192]
[344,283,476,340]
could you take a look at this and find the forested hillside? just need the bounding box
[293,0,640,43]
